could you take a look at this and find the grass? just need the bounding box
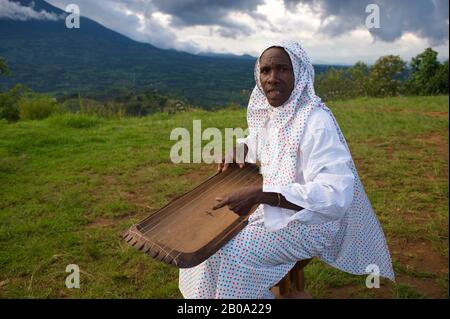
[0,95,448,298]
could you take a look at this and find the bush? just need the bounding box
[432,61,449,95]
[0,93,20,122]
[367,55,406,97]
[0,84,29,122]
[406,48,449,95]
[18,95,64,120]
[48,113,102,129]
[61,97,126,119]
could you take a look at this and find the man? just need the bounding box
[179,41,394,299]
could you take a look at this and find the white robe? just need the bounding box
[179,105,395,299]
[242,106,355,231]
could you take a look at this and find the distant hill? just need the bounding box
[0,0,343,107]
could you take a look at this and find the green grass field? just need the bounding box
[0,95,448,298]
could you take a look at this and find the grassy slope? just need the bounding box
[0,96,448,298]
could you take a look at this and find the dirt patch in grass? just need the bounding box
[404,110,448,118]
[180,164,216,182]
[420,111,449,118]
[389,236,447,298]
[325,284,393,299]
[414,131,449,164]
[316,128,449,299]
[384,109,449,118]
[317,235,448,299]
[390,237,449,274]
[86,217,116,228]
[122,189,156,213]
[396,276,444,298]
[366,130,449,164]
[323,285,360,299]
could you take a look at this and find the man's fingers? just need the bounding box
[213,197,228,210]
[222,162,230,172]
[213,201,226,210]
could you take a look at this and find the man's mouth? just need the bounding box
[267,89,281,98]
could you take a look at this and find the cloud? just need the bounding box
[46,0,201,52]
[151,0,261,26]
[150,0,266,38]
[285,0,449,45]
[134,0,450,44]
[43,0,448,63]
[45,0,449,46]
[0,0,63,21]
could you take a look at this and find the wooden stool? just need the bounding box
[273,259,313,299]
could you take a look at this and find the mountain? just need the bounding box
[0,0,341,107]
[197,52,256,60]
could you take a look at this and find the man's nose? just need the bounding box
[267,70,280,84]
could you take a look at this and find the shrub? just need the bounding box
[0,84,29,122]
[0,93,20,122]
[48,113,102,129]
[18,95,63,120]
[367,55,406,97]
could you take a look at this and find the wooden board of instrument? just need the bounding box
[123,163,262,268]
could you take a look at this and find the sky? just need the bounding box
[2,0,449,64]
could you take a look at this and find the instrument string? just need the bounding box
[158,168,262,260]
[129,164,262,265]
[138,165,258,263]
[141,164,258,238]
[135,170,227,234]
[138,164,258,235]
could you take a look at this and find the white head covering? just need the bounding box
[247,40,322,187]
[246,40,395,281]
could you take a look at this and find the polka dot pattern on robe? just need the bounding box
[179,40,395,299]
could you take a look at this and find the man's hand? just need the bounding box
[217,143,249,172]
[213,185,262,216]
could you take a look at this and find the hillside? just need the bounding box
[0,0,341,107]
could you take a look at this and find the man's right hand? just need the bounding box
[217,143,249,172]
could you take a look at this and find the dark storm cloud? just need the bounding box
[284,0,449,45]
[44,0,448,47]
[149,0,449,43]
[151,0,265,37]
[151,0,262,26]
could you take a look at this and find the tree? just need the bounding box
[0,57,10,78]
[348,61,370,97]
[406,48,448,95]
[367,55,406,97]
[0,84,29,122]
[431,60,449,95]
[315,68,353,101]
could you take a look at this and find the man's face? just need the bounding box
[259,47,295,107]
